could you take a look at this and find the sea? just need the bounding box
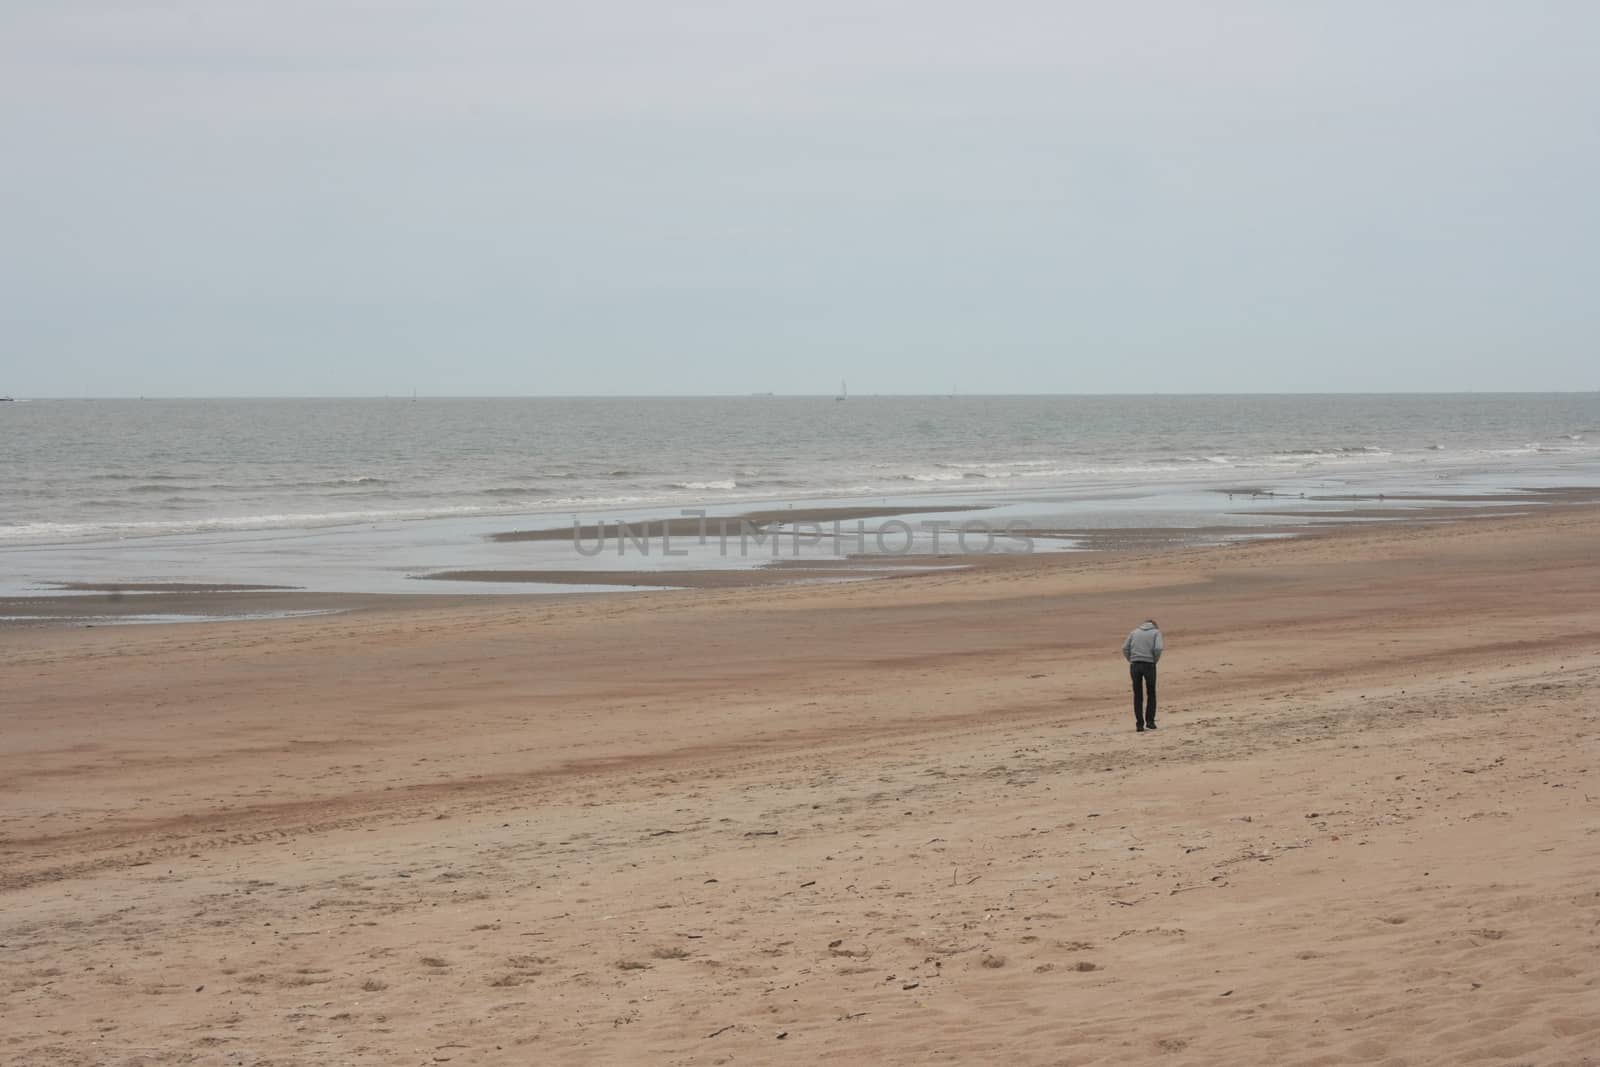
[3,394,1599,599]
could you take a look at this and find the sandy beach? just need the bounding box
[3,506,1598,1066]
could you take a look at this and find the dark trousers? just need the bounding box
[1130,660,1157,726]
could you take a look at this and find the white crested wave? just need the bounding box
[1273,446,1387,457]
[0,496,659,544]
[670,479,737,490]
[934,459,1056,470]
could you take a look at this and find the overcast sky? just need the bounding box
[2,2,1597,396]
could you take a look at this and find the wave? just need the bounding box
[669,480,737,490]
[1273,446,1386,456]
[97,487,219,502]
[233,476,392,491]
[934,459,1055,470]
[89,472,186,482]
[319,476,388,487]
[117,479,396,496]
[741,478,810,489]
[93,474,392,490]
[127,482,193,494]
[0,495,668,545]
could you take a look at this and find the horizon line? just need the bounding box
[7,389,1600,401]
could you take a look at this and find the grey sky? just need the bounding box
[2,2,1597,396]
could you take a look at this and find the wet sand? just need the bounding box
[2,506,1599,1065]
[0,590,506,626]
[414,565,938,588]
[488,504,991,543]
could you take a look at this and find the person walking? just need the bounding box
[1122,619,1164,732]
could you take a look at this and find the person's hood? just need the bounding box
[1137,621,1157,630]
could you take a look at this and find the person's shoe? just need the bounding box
[1136,726,1145,732]
[1145,722,1157,730]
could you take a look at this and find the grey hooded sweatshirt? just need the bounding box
[1122,621,1164,664]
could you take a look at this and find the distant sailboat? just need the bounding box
[835,379,847,402]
